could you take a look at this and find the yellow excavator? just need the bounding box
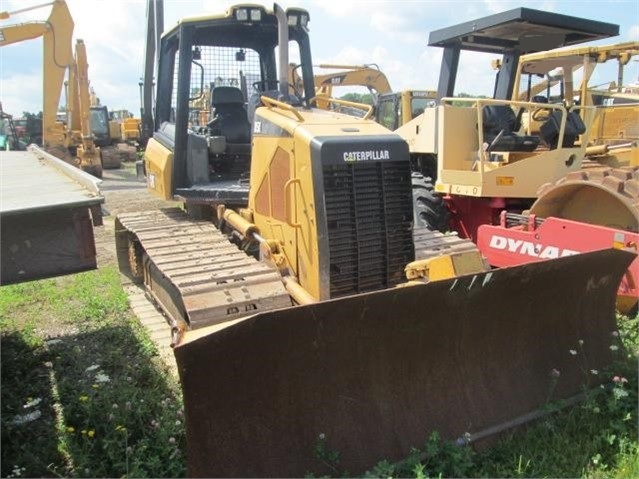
[291,62,438,128]
[115,2,635,476]
[64,38,103,177]
[0,0,102,177]
[88,92,138,168]
[309,63,391,111]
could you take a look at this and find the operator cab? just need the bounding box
[421,6,617,190]
[149,4,316,206]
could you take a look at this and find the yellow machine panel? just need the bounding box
[144,138,173,200]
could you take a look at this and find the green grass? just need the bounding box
[1,267,185,478]
[1,268,637,478]
[358,313,639,479]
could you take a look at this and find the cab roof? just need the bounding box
[428,7,619,54]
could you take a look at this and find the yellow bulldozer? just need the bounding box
[115,2,635,476]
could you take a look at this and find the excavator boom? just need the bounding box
[0,0,73,148]
[313,64,392,96]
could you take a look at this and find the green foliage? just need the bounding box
[364,432,475,479]
[339,93,374,105]
[450,92,491,106]
[1,267,637,479]
[1,268,186,478]
[471,312,638,478]
[305,314,638,479]
[313,434,342,476]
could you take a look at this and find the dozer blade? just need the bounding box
[175,249,635,478]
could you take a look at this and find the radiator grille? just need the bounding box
[323,161,414,297]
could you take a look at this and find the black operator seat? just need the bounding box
[482,104,540,152]
[210,86,251,144]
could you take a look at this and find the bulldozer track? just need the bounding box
[116,209,480,353]
[116,208,292,336]
[124,283,177,374]
[413,226,481,260]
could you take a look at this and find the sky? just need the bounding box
[0,0,638,117]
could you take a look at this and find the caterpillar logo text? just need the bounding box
[488,235,579,259]
[343,150,390,162]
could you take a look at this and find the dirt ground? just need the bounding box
[93,162,173,267]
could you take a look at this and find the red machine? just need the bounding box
[478,212,639,313]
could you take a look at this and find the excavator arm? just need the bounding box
[313,64,392,96]
[64,38,102,177]
[0,0,74,148]
[309,64,392,111]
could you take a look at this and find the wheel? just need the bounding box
[412,172,449,231]
[411,154,438,183]
[532,166,639,315]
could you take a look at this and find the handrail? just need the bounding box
[310,95,374,120]
[440,97,595,174]
[260,95,305,122]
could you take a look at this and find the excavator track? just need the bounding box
[115,208,292,338]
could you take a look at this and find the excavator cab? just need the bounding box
[376,90,437,130]
[89,105,111,147]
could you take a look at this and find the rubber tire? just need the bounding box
[412,172,449,232]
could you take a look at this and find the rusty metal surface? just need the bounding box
[115,208,292,329]
[0,146,103,284]
[1,207,97,285]
[0,146,103,216]
[175,248,634,478]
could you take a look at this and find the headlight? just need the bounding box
[249,9,261,21]
[285,9,310,28]
[235,8,248,21]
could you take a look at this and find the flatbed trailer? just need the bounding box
[1,145,104,285]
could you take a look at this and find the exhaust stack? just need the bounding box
[274,3,289,97]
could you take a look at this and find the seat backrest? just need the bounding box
[482,104,540,152]
[211,86,245,107]
[211,87,250,144]
[482,105,517,140]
